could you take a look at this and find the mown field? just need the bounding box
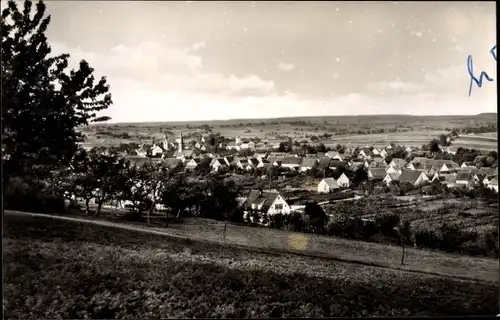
[3,213,499,318]
[6,208,498,284]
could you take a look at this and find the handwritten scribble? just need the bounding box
[490,44,497,61]
[467,44,497,97]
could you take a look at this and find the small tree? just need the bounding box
[394,220,414,266]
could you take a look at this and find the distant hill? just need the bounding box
[101,113,498,127]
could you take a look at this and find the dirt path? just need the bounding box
[5,210,498,285]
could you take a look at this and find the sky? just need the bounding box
[9,1,500,122]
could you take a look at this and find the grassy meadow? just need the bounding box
[4,213,499,318]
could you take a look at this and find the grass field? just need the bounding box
[6,209,498,284]
[4,213,499,318]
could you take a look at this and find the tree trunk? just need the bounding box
[223,220,228,242]
[148,202,155,224]
[85,198,90,215]
[401,243,405,266]
[95,200,103,217]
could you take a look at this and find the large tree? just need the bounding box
[2,0,112,180]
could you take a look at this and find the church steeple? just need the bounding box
[178,129,183,153]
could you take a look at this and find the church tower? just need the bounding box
[178,130,183,153]
[162,133,170,151]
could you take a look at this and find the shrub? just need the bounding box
[269,214,285,229]
[4,177,67,214]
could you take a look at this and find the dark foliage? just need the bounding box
[2,0,112,180]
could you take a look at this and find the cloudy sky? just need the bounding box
[34,2,500,121]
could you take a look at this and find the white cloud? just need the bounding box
[276,62,295,71]
[47,39,496,123]
[192,41,206,51]
[365,80,424,94]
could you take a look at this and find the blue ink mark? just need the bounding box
[490,44,497,61]
[467,44,496,97]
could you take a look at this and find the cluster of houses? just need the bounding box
[83,130,499,218]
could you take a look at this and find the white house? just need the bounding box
[488,177,498,192]
[359,149,373,160]
[336,173,350,188]
[136,144,149,157]
[244,189,291,215]
[326,151,340,159]
[317,178,340,193]
[210,158,226,172]
[455,171,474,190]
[388,158,407,170]
[386,166,403,175]
[150,144,165,157]
[438,162,460,174]
[300,158,317,172]
[185,158,198,170]
[483,175,497,187]
[383,172,401,186]
[379,149,388,159]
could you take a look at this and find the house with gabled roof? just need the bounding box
[488,177,498,192]
[358,148,373,160]
[388,158,407,170]
[379,149,388,159]
[300,157,317,172]
[369,157,388,168]
[432,173,456,187]
[247,157,260,168]
[367,167,386,181]
[455,171,474,190]
[174,149,195,162]
[317,157,332,171]
[254,153,268,161]
[185,158,199,170]
[385,165,403,175]
[150,144,165,157]
[399,170,429,187]
[317,178,340,193]
[438,162,460,174]
[336,173,350,188]
[281,157,302,170]
[329,160,349,170]
[326,151,340,159]
[135,144,149,157]
[210,158,228,171]
[460,162,475,169]
[223,156,234,166]
[383,172,401,186]
[163,158,183,170]
[243,189,291,215]
[125,155,150,168]
[483,174,498,187]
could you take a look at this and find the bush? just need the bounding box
[269,214,285,229]
[4,177,67,214]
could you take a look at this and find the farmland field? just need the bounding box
[3,212,499,318]
[79,113,497,151]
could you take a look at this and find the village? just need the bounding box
[80,128,499,220]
